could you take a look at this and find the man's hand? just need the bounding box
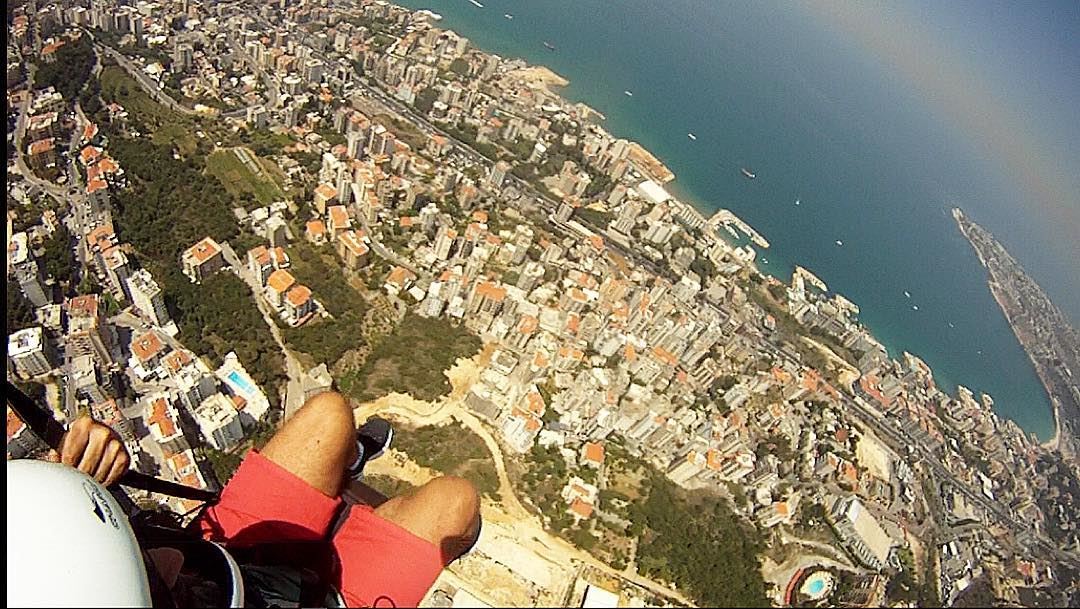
[59,415,130,487]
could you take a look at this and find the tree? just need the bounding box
[7,279,37,332]
[41,225,74,286]
[448,58,470,77]
[35,35,96,101]
[413,88,438,115]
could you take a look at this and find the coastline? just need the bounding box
[406,5,1055,445]
[955,208,1072,455]
[989,281,1062,451]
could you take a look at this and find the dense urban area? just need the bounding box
[6,1,1079,607]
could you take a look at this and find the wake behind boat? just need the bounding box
[543,41,556,51]
[741,167,756,179]
[468,0,484,8]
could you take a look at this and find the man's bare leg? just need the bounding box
[261,391,482,561]
[260,391,358,497]
[373,476,482,564]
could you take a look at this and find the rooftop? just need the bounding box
[267,268,296,294]
[285,284,312,308]
[184,237,223,265]
[132,331,166,363]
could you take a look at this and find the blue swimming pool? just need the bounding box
[227,370,256,395]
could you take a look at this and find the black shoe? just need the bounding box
[348,417,393,480]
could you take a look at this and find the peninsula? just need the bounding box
[954,208,1080,463]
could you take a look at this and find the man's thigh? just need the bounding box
[198,451,342,547]
[331,504,446,608]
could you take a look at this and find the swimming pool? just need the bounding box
[227,370,257,396]
[799,571,835,601]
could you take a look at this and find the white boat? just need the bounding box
[948,322,955,328]
[904,291,911,298]
[794,199,800,206]
[468,0,484,8]
[687,133,697,140]
[624,90,633,97]
[912,305,919,311]
[504,13,513,19]
[835,240,843,246]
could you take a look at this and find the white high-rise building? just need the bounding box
[126,268,170,327]
[194,393,245,451]
[8,326,55,377]
[487,160,510,191]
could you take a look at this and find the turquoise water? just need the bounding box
[393,0,1078,439]
[807,579,825,596]
[228,370,257,396]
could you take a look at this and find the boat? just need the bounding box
[904,291,911,298]
[912,305,919,311]
[504,13,513,20]
[543,41,556,51]
[687,133,697,141]
[624,90,633,97]
[468,0,485,8]
[794,199,800,206]
[741,167,756,179]
[835,239,843,246]
[948,322,955,328]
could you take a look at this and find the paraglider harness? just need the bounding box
[5,381,345,608]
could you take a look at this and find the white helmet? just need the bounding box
[7,460,153,607]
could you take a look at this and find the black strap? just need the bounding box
[4,380,220,503]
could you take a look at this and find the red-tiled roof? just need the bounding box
[267,269,296,294]
[132,332,165,363]
[148,398,177,438]
[185,237,222,264]
[583,442,605,464]
[475,281,506,302]
[163,350,193,374]
[315,183,338,200]
[285,284,312,308]
[569,498,593,519]
[7,408,26,441]
[28,138,56,155]
[67,294,99,318]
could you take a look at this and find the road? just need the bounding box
[91,38,195,116]
[227,37,281,110]
[356,379,697,607]
[218,242,307,421]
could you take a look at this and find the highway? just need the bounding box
[214,17,1080,568]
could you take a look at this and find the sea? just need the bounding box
[393,0,1079,440]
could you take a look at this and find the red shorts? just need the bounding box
[198,451,445,607]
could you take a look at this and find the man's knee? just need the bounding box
[272,391,355,452]
[422,476,481,562]
[424,476,480,529]
[300,391,354,432]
